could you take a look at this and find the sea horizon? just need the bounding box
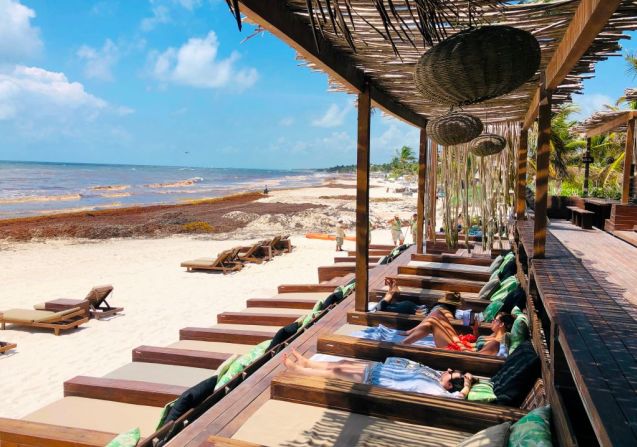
[0,160,329,218]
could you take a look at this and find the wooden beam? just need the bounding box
[0,418,115,447]
[583,137,592,197]
[132,345,231,369]
[317,334,504,376]
[411,253,492,266]
[523,0,622,129]
[236,0,426,128]
[180,327,275,344]
[63,376,186,407]
[217,312,302,326]
[270,374,528,433]
[416,129,428,253]
[533,78,552,259]
[585,111,637,137]
[277,284,335,293]
[398,265,491,282]
[622,118,635,203]
[355,85,371,312]
[516,127,529,219]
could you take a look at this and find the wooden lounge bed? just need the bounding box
[411,252,493,266]
[370,285,490,312]
[246,292,328,309]
[388,274,485,293]
[399,261,492,282]
[21,396,163,438]
[346,312,491,334]
[181,248,244,273]
[34,285,123,319]
[0,307,88,336]
[237,241,271,263]
[0,341,17,354]
[230,399,472,447]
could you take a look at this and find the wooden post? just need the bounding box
[416,128,428,253]
[621,118,635,204]
[583,137,592,197]
[355,84,371,312]
[516,127,529,220]
[533,77,552,259]
[427,145,438,240]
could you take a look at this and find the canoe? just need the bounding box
[305,233,356,241]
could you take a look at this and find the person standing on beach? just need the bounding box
[410,213,418,244]
[389,215,404,246]
[263,185,269,194]
[335,220,346,252]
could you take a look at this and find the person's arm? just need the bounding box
[457,374,475,399]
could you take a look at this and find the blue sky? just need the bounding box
[0,0,635,169]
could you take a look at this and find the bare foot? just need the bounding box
[291,348,310,367]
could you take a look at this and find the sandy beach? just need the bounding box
[0,179,419,418]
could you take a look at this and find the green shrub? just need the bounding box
[182,221,215,233]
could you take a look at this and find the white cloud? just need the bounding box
[279,116,294,127]
[141,4,170,31]
[312,102,352,128]
[371,115,420,160]
[150,31,258,91]
[0,66,107,121]
[175,0,202,11]
[0,0,42,61]
[77,39,119,81]
[572,93,614,121]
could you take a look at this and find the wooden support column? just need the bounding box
[416,128,428,253]
[583,137,593,197]
[533,78,552,259]
[355,84,371,312]
[516,127,529,220]
[621,118,635,204]
[427,145,438,240]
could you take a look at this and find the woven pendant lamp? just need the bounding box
[470,134,507,156]
[415,26,540,106]
[427,112,483,146]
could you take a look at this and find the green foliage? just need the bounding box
[589,186,621,200]
[389,145,418,178]
[182,221,215,233]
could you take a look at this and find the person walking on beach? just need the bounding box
[335,220,346,252]
[389,215,404,246]
[263,185,269,194]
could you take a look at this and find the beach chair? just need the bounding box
[0,307,88,336]
[0,341,17,354]
[33,285,123,320]
[181,249,244,274]
[274,234,293,253]
[261,236,283,257]
[237,242,270,264]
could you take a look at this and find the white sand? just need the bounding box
[0,182,414,419]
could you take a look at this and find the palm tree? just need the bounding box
[390,145,417,177]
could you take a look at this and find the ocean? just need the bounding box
[0,161,327,218]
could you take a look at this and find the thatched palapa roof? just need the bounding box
[227,0,637,125]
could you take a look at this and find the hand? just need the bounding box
[464,373,475,385]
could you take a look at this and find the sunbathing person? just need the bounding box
[402,308,513,356]
[375,278,427,315]
[282,349,476,399]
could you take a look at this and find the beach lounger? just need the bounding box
[0,307,88,335]
[181,248,244,274]
[0,341,17,354]
[237,241,271,263]
[34,285,123,319]
[274,234,293,253]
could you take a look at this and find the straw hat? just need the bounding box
[437,292,462,307]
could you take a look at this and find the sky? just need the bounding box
[0,0,635,170]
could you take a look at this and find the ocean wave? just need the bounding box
[145,177,204,188]
[0,193,82,205]
[91,184,130,191]
[99,192,131,198]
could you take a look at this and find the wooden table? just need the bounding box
[583,198,617,230]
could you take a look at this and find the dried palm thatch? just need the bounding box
[415,26,540,106]
[470,133,507,157]
[426,112,483,146]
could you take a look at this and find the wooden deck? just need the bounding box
[169,247,415,445]
[550,220,637,319]
[516,219,637,446]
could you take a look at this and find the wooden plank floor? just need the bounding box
[550,220,637,320]
[517,219,637,446]
[170,246,417,446]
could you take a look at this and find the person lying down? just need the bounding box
[282,349,476,399]
[353,305,513,358]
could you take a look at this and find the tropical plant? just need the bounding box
[389,145,418,178]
